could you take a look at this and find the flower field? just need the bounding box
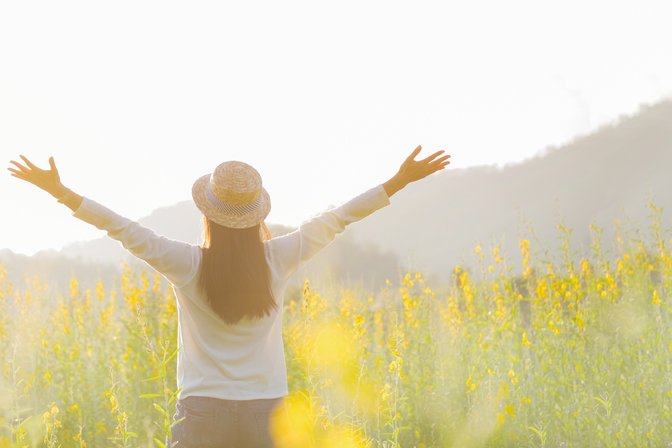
[1,213,671,447]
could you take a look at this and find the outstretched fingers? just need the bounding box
[406,145,422,161]
[7,167,28,180]
[421,150,446,163]
[428,154,451,172]
[19,155,39,170]
[430,154,451,163]
[9,160,30,173]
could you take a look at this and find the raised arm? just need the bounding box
[8,155,199,288]
[269,145,451,280]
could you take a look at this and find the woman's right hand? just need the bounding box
[383,145,451,197]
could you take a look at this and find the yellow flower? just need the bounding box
[70,277,79,300]
[380,383,392,402]
[496,413,506,426]
[466,375,477,392]
[508,369,518,385]
[505,404,515,417]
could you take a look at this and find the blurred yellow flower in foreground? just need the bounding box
[270,393,314,448]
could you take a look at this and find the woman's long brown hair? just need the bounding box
[198,216,277,324]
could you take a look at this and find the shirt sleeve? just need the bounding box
[71,197,201,288]
[267,184,391,281]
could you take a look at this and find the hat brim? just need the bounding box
[192,173,271,229]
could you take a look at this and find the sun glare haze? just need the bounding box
[1,0,671,255]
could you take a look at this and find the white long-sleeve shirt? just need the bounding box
[72,184,391,400]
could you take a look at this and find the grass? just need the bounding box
[0,208,670,447]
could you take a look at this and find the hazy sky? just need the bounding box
[2,0,671,256]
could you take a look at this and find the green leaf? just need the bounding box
[153,403,168,418]
[140,393,162,399]
[142,375,162,382]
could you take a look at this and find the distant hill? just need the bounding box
[0,248,121,295]
[2,99,670,290]
[4,204,402,292]
[349,99,672,281]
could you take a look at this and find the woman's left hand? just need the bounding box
[8,155,67,197]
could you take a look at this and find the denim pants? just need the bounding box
[169,395,284,448]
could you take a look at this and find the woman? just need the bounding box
[8,146,450,447]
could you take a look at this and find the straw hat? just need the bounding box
[192,161,271,229]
